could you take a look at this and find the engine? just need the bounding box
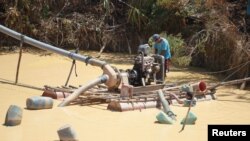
[126,44,165,86]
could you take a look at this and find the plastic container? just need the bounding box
[26,96,53,110]
[57,124,77,141]
[181,111,197,125]
[4,105,22,126]
[156,111,174,124]
[181,84,193,93]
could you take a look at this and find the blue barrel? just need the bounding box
[26,96,53,110]
[181,111,197,125]
[4,105,22,126]
[57,124,77,141]
[156,111,174,124]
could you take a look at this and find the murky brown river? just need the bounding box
[0,53,249,141]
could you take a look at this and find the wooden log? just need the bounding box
[0,80,44,91]
[107,101,157,112]
[42,90,71,100]
[207,77,250,90]
[44,85,74,93]
[107,92,216,112]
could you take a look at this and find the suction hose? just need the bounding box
[58,74,109,107]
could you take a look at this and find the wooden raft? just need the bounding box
[41,83,216,111]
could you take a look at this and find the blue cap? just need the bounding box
[152,34,160,41]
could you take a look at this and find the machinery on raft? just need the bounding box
[125,44,165,86]
[0,25,215,111]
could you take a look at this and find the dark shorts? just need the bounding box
[165,59,170,73]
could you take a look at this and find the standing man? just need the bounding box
[152,34,171,76]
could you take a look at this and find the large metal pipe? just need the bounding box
[0,25,95,64]
[58,74,109,107]
[0,25,118,88]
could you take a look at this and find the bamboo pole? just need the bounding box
[179,93,194,132]
[207,77,250,90]
[65,48,79,86]
[15,35,24,84]
[0,80,44,91]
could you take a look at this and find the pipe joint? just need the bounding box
[85,56,92,66]
[68,52,75,59]
[100,75,109,83]
[102,64,120,89]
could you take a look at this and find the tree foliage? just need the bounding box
[0,0,249,80]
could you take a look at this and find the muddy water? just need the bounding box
[0,53,249,141]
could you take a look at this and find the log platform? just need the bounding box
[42,83,216,111]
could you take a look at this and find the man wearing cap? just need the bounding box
[152,34,171,76]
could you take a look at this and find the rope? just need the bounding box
[65,48,79,86]
[221,61,249,82]
[73,47,79,77]
[210,61,249,89]
[201,60,250,74]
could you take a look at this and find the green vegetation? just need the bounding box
[0,0,249,80]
